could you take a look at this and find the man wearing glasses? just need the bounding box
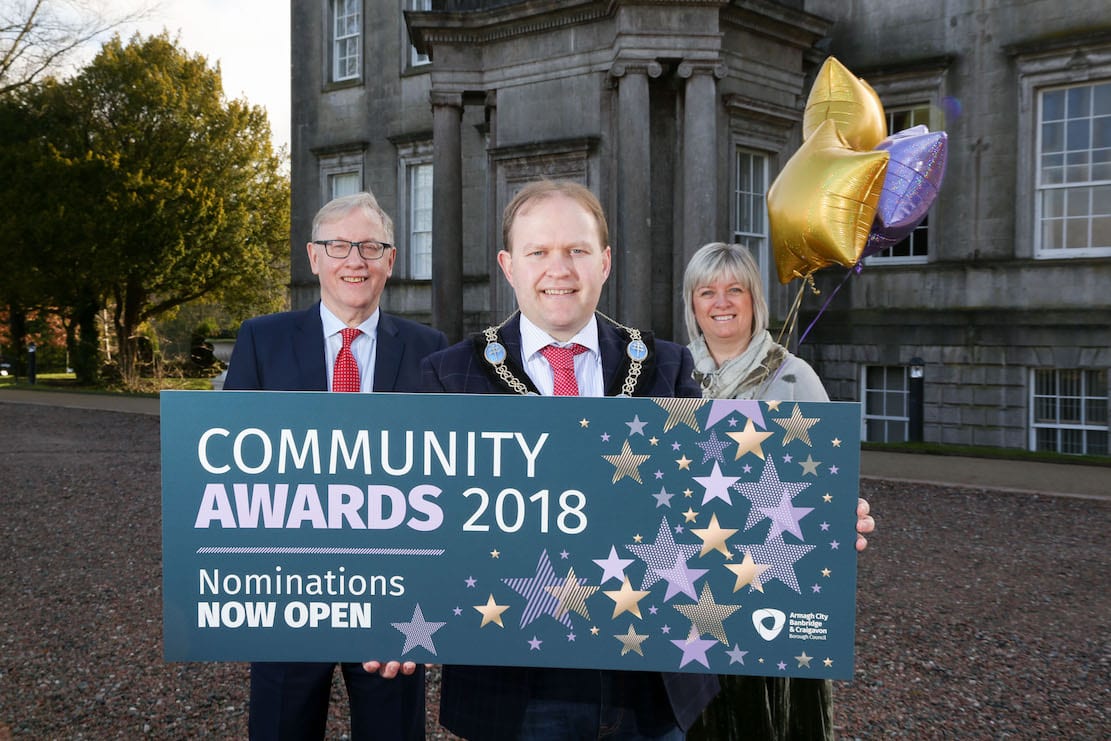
[224,191,447,740]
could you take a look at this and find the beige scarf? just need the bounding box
[689,330,786,400]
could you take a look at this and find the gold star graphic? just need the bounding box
[682,507,699,523]
[821,568,831,577]
[473,594,509,628]
[831,438,842,447]
[822,493,833,502]
[579,418,590,428]
[649,436,659,446]
[691,513,738,557]
[615,624,649,656]
[799,454,821,476]
[490,549,500,559]
[603,440,652,484]
[673,583,741,644]
[765,400,782,411]
[590,626,600,636]
[795,651,813,668]
[683,488,693,498]
[544,567,599,621]
[773,403,819,446]
[604,576,651,619]
[633,533,643,543]
[726,418,774,461]
[676,455,692,470]
[823,657,833,667]
[724,550,772,593]
[653,398,706,433]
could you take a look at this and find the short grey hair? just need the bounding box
[682,242,769,340]
[311,191,395,243]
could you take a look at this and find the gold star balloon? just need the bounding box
[803,56,887,151]
[767,119,889,283]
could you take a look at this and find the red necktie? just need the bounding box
[539,343,588,396]
[333,327,362,392]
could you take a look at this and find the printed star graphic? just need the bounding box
[773,403,819,446]
[544,567,600,620]
[831,438,842,447]
[796,651,813,668]
[760,489,814,541]
[822,493,832,502]
[673,583,741,644]
[490,549,500,558]
[682,507,699,523]
[627,517,700,590]
[691,513,739,557]
[626,415,647,436]
[693,461,740,505]
[590,626,600,636]
[670,627,718,668]
[392,604,446,656]
[704,399,765,430]
[695,430,731,465]
[737,536,815,593]
[654,552,709,601]
[765,400,782,411]
[528,636,542,650]
[603,576,652,619]
[799,454,821,476]
[452,607,462,616]
[464,576,476,588]
[579,418,590,428]
[654,398,706,433]
[824,658,833,667]
[733,457,810,531]
[676,454,693,470]
[474,594,510,628]
[724,550,772,593]
[652,486,674,508]
[821,568,831,577]
[603,440,652,484]
[593,546,635,584]
[616,624,650,656]
[726,419,775,461]
[503,550,570,628]
[726,644,748,665]
[649,436,659,446]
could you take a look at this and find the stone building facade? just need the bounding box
[290,0,1110,455]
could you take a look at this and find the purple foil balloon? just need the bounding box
[862,125,948,258]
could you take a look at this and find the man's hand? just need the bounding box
[856,497,875,552]
[362,660,419,678]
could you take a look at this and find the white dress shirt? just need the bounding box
[518,314,604,398]
[320,303,379,392]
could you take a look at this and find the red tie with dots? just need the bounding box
[539,343,588,396]
[333,327,362,393]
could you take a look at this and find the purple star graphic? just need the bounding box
[705,399,764,429]
[673,524,684,534]
[503,549,571,628]
[671,633,718,668]
[820,521,830,531]
[782,453,793,463]
[627,517,700,590]
[652,486,674,508]
[567,632,577,642]
[759,489,813,541]
[829,465,840,475]
[725,644,748,665]
[392,604,446,656]
[528,636,543,651]
[693,462,740,506]
[601,432,611,442]
[695,430,731,464]
[811,584,822,593]
[626,415,647,436]
[649,605,659,615]
[830,540,840,550]
[671,441,682,451]
[777,661,787,671]
[661,624,672,634]
[464,576,476,588]
[593,545,634,584]
[736,536,815,593]
[452,607,463,616]
[654,469,664,480]
[733,458,810,531]
[654,552,709,601]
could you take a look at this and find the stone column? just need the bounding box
[432,91,464,341]
[679,62,725,272]
[612,60,661,331]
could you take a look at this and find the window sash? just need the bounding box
[1035,81,1111,257]
[333,0,361,82]
[861,366,910,443]
[1029,368,1109,455]
[732,147,770,295]
[408,162,433,279]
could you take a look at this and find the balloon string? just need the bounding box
[794,264,858,351]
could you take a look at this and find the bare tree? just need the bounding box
[0,0,150,94]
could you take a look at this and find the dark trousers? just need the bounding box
[248,661,425,740]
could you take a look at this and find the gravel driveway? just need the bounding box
[1,404,1106,739]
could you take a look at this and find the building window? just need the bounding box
[732,148,770,296]
[332,0,361,82]
[328,171,361,199]
[1035,81,1111,257]
[1030,368,1108,455]
[405,0,431,69]
[408,162,433,279]
[865,104,932,264]
[862,366,909,443]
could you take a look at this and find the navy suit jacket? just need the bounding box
[422,313,720,740]
[225,303,448,393]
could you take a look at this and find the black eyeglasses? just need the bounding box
[313,239,394,260]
